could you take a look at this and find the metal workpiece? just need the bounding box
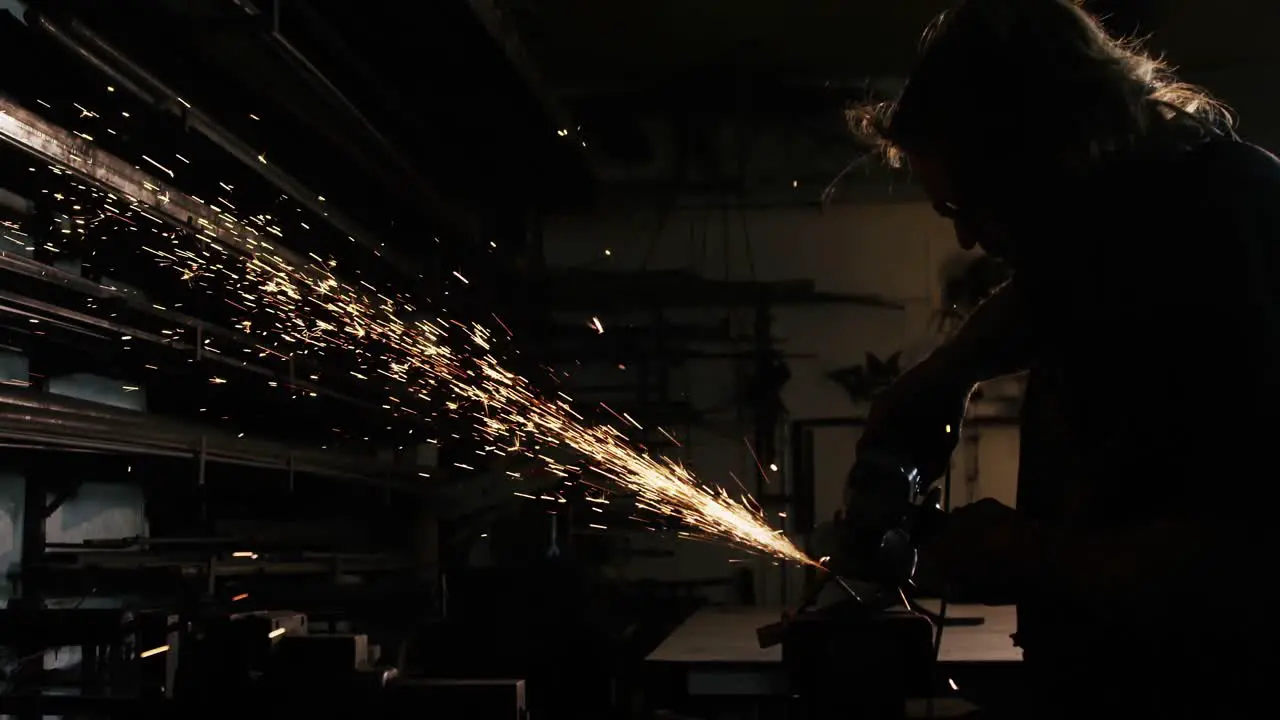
[783,601,936,720]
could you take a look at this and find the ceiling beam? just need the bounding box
[466,0,598,180]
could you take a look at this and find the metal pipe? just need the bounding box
[0,249,380,413]
[0,90,314,273]
[0,419,421,489]
[30,11,434,275]
[0,395,389,481]
[27,11,159,104]
[0,286,376,411]
[0,442,149,458]
[262,4,489,239]
[0,386,426,490]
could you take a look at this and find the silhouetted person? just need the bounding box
[851,1,1274,717]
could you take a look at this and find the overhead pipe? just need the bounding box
[257,0,483,235]
[0,413,419,489]
[0,240,388,416]
[26,9,433,278]
[0,384,428,490]
[0,439,193,459]
[0,94,398,411]
[0,282,380,412]
[0,90,314,273]
[38,551,414,577]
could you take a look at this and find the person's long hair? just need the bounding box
[851,0,1233,186]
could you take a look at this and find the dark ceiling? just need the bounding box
[495,0,1280,206]
[8,0,1277,219]
[508,0,1276,90]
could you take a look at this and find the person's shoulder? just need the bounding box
[1187,138,1280,186]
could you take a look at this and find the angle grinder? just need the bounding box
[838,451,948,589]
[756,452,949,649]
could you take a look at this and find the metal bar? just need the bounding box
[0,421,422,490]
[0,250,382,412]
[0,91,314,273]
[0,286,378,412]
[29,12,436,275]
[264,16,477,241]
[30,11,159,102]
[278,0,486,234]
[0,438,191,458]
[0,387,428,490]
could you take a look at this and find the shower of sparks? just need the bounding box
[0,98,816,567]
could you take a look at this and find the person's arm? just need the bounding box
[924,274,1038,388]
[855,271,1039,478]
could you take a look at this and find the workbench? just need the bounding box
[645,601,1019,702]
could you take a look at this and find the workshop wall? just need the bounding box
[542,200,1022,606]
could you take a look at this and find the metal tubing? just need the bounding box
[0,250,380,412]
[0,286,375,411]
[0,385,426,490]
[29,12,159,104]
[32,11,432,274]
[0,90,315,273]
[269,0,484,222]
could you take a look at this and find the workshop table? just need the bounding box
[644,601,1020,716]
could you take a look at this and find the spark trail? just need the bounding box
[0,99,816,567]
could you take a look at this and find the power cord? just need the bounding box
[925,462,954,719]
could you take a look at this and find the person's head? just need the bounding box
[852,0,1233,263]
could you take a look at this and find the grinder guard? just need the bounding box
[839,452,945,589]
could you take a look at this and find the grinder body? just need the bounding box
[840,452,947,588]
[756,454,947,650]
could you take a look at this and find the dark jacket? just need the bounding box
[1014,138,1279,715]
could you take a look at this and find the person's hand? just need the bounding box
[917,498,1036,604]
[858,351,973,481]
